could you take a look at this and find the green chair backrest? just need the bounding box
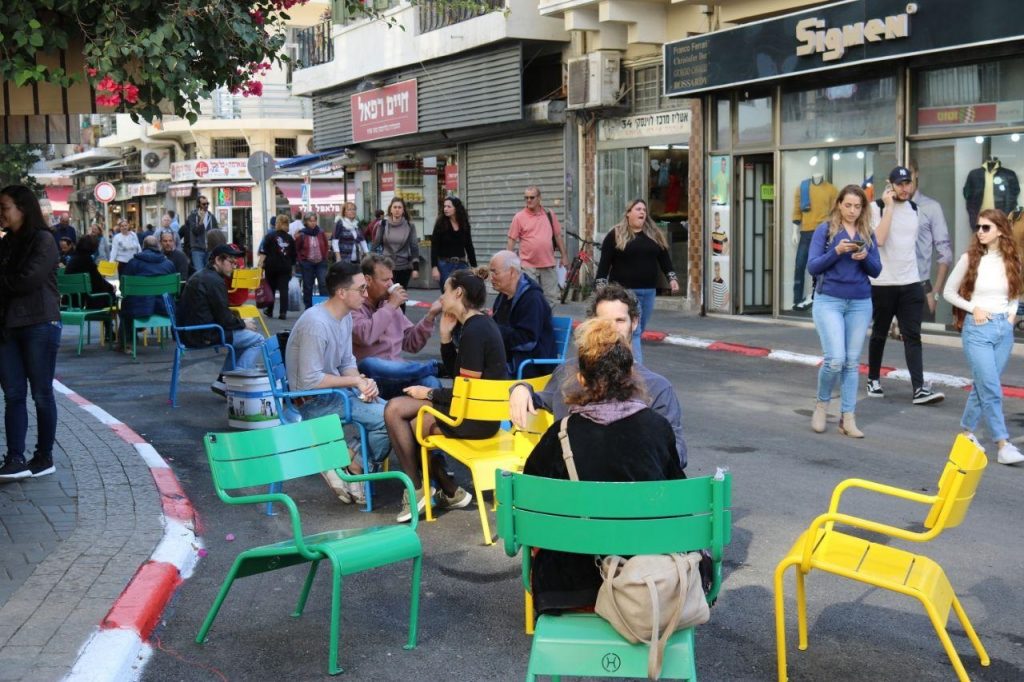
[924,433,987,530]
[204,416,351,498]
[498,471,732,600]
[448,376,550,423]
[121,273,181,298]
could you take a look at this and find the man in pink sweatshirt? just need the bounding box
[352,253,443,398]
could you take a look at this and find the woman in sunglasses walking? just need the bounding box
[944,209,1024,465]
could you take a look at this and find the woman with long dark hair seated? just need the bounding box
[523,317,683,613]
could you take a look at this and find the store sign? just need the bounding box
[444,164,459,191]
[128,181,158,197]
[598,111,691,142]
[664,0,1024,97]
[170,158,252,182]
[380,172,395,192]
[350,79,418,143]
[918,102,1024,129]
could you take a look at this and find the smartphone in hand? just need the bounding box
[851,239,866,253]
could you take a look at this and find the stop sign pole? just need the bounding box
[94,182,116,239]
[247,152,276,262]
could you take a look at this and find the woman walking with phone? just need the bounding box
[807,185,881,437]
[944,209,1024,465]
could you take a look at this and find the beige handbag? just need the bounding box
[557,417,710,680]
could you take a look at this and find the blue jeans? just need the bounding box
[630,288,656,364]
[0,321,62,462]
[357,357,442,400]
[793,230,814,302]
[812,294,872,413]
[191,250,208,272]
[228,329,265,373]
[960,313,1014,443]
[299,261,328,309]
[437,261,469,291]
[296,389,391,469]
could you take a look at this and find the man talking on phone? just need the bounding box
[865,166,944,405]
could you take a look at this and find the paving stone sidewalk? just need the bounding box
[0,393,163,682]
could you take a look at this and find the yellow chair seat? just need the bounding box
[230,303,270,336]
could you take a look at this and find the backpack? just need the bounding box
[875,198,918,216]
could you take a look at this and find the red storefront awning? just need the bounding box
[275,180,349,212]
[45,185,73,213]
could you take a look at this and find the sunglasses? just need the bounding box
[973,223,997,233]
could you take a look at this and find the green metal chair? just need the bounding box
[496,470,732,681]
[120,273,180,359]
[197,416,423,676]
[57,271,116,355]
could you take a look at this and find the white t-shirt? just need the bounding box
[869,201,919,286]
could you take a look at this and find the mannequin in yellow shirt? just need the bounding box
[792,174,838,310]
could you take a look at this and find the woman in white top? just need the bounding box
[944,208,1024,465]
[108,219,142,273]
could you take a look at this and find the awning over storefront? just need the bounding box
[167,183,195,197]
[276,147,350,172]
[44,186,73,214]
[275,180,349,212]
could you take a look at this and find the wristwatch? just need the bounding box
[933,291,941,300]
[426,389,434,401]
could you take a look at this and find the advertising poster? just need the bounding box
[709,156,731,313]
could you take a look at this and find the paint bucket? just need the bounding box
[224,369,279,429]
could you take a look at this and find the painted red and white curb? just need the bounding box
[52,380,202,682]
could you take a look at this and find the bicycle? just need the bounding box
[560,230,601,304]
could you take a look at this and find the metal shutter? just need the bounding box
[464,128,565,262]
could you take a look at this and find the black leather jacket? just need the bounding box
[176,266,243,347]
[0,228,60,331]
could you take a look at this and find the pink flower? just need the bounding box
[96,76,121,94]
[96,92,122,108]
[86,66,98,78]
[122,82,139,104]
[243,80,264,97]
[249,9,265,24]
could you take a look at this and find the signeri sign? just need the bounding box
[350,79,419,144]
[664,0,1024,97]
[796,3,914,63]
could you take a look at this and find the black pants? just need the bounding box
[264,268,292,317]
[868,283,925,390]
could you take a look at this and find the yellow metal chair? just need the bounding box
[97,260,119,278]
[228,267,270,336]
[774,434,989,682]
[414,376,552,545]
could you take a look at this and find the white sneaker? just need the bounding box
[321,470,353,503]
[997,442,1024,465]
[344,474,366,505]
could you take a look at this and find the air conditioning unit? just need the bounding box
[141,146,171,173]
[566,52,621,110]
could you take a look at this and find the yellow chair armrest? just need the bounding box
[799,511,942,572]
[414,403,460,448]
[827,478,939,516]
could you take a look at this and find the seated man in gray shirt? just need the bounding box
[285,261,391,504]
[509,283,687,470]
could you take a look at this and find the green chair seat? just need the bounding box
[253,525,422,575]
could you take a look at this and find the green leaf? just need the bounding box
[28,19,41,29]
[29,32,43,47]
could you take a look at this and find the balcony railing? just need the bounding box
[160,84,312,123]
[296,20,334,68]
[419,0,504,34]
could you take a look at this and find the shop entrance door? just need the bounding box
[736,155,774,314]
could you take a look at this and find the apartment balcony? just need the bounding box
[291,0,567,97]
[538,0,674,49]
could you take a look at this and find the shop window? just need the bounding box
[275,138,297,159]
[737,93,772,146]
[212,138,250,159]
[781,76,897,145]
[910,133,1024,328]
[913,56,1024,134]
[596,148,645,240]
[631,65,687,115]
[714,97,731,150]
[779,144,897,314]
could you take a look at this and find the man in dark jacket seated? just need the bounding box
[64,235,116,343]
[177,243,264,394]
[120,236,177,352]
[488,250,556,379]
[160,231,190,282]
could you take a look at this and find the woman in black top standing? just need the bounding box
[595,198,679,364]
[430,196,477,291]
[384,269,507,521]
[0,185,62,481]
[523,317,682,613]
[257,214,297,319]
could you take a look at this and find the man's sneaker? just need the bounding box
[962,432,985,451]
[29,456,55,478]
[397,487,435,523]
[866,380,884,398]
[343,469,366,506]
[211,376,227,397]
[0,458,31,481]
[435,486,473,510]
[997,441,1024,465]
[321,470,353,503]
[912,387,945,405]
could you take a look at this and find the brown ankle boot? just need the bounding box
[839,412,864,438]
[811,401,827,433]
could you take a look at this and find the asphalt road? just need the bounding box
[53,310,1024,682]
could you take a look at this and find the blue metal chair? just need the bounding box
[260,335,374,513]
[516,315,573,380]
[163,293,236,407]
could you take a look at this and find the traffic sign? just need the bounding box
[94,182,116,204]
[247,151,275,183]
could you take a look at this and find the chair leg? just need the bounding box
[132,324,138,360]
[328,559,344,676]
[196,553,247,643]
[77,322,86,356]
[292,560,320,617]
[524,589,535,635]
[920,596,971,682]
[474,485,492,545]
[265,481,281,516]
[774,559,795,682]
[353,422,373,513]
[795,568,809,650]
[170,348,182,406]
[258,313,270,337]
[951,594,990,666]
[421,446,435,523]
[404,555,422,651]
